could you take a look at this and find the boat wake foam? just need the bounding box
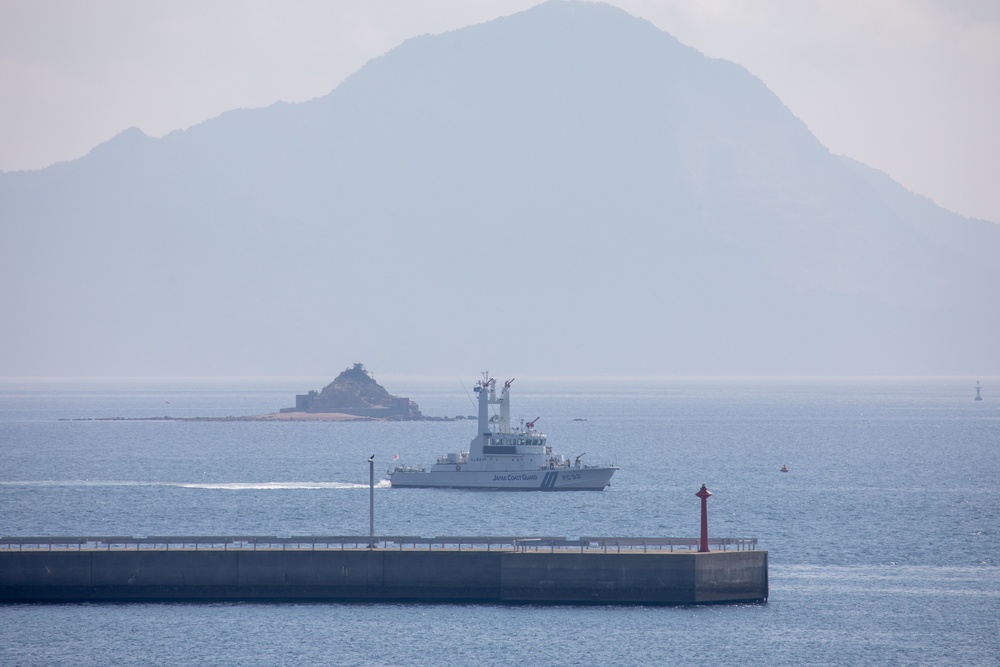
[0,479,391,490]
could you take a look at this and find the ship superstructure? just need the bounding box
[389,374,617,490]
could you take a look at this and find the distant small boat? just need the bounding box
[975,381,983,401]
[779,465,789,473]
[572,418,587,422]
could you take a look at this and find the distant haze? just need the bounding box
[1,1,998,377]
[2,0,998,225]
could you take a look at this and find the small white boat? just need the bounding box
[975,381,983,401]
[389,374,617,491]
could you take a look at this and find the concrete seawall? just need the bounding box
[0,548,767,605]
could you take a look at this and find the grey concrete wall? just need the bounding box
[381,551,501,601]
[500,552,696,604]
[0,549,767,604]
[693,550,769,603]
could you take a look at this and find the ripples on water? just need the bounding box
[1,377,998,665]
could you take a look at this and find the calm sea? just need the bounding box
[1,376,997,665]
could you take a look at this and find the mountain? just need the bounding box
[1,0,997,376]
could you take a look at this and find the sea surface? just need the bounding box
[1,376,997,665]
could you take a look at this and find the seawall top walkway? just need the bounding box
[0,535,758,553]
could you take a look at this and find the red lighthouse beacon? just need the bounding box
[696,484,712,552]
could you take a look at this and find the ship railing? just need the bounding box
[434,455,469,465]
[389,465,427,473]
[0,535,758,552]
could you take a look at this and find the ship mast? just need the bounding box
[499,378,514,434]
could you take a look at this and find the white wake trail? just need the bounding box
[0,479,391,490]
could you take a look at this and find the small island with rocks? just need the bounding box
[277,363,422,420]
[68,364,467,422]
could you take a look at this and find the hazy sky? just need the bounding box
[2,0,998,223]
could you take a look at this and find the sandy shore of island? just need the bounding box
[70,412,381,422]
[249,412,372,421]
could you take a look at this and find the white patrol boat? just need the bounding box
[389,374,617,490]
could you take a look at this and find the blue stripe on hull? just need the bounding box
[391,484,607,491]
[389,467,616,491]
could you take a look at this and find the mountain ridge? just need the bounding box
[1,0,996,376]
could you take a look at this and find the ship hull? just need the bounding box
[390,466,615,491]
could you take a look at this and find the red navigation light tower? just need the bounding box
[696,484,712,552]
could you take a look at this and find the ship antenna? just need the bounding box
[461,380,477,411]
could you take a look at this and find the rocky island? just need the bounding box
[278,363,422,420]
[69,364,463,422]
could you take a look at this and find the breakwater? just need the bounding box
[0,536,767,605]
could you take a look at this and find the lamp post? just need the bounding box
[696,484,712,553]
[368,455,375,549]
